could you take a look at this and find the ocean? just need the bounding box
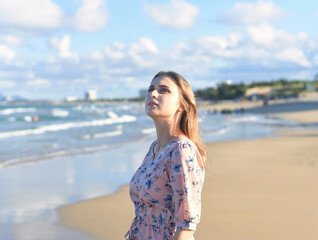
[0,101,310,240]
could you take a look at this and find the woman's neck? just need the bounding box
[153,118,186,150]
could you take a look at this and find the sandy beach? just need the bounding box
[271,110,318,123]
[57,108,318,240]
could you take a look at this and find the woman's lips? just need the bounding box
[148,102,158,106]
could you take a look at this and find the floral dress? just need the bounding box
[125,138,205,240]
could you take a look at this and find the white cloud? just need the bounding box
[193,23,316,69]
[73,0,108,32]
[0,35,22,46]
[195,34,244,59]
[101,37,159,66]
[219,1,284,25]
[0,0,63,29]
[1,24,317,100]
[275,48,311,67]
[0,44,16,62]
[128,37,159,67]
[247,23,311,50]
[144,0,199,30]
[27,78,51,87]
[104,44,125,60]
[0,80,16,88]
[197,33,242,50]
[90,50,104,61]
[50,35,79,61]
[130,37,158,54]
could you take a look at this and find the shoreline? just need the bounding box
[57,109,318,240]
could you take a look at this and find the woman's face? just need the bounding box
[145,75,182,119]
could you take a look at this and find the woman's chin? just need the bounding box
[146,111,157,118]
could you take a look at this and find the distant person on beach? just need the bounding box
[125,71,206,240]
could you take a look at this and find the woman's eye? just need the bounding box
[159,89,169,93]
[148,88,153,92]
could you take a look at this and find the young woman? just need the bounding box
[125,71,206,240]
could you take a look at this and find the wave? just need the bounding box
[0,115,136,139]
[51,108,69,117]
[79,129,123,139]
[230,116,259,122]
[0,107,37,115]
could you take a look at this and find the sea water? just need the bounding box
[0,101,308,240]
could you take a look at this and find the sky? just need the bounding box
[0,0,317,100]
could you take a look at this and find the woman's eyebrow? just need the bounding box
[148,84,170,88]
[158,85,170,88]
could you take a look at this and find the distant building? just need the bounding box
[85,90,97,101]
[65,96,78,102]
[0,94,13,102]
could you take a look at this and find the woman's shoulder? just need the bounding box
[166,138,199,158]
[169,138,204,170]
[172,138,197,151]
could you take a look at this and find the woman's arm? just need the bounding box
[173,229,194,240]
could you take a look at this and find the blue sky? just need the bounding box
[0,0,317,100]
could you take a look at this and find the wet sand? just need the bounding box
[57,110,318,240]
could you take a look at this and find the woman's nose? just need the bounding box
[150,89,158,98]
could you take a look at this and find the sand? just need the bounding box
[271,110,318,123]
[57,110,318,240]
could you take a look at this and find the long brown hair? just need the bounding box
[152,71,206,164]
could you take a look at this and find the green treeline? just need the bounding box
[195,79,318,101]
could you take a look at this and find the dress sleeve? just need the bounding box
[167,142,205,231]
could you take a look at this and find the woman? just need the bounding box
[125,71,206,240]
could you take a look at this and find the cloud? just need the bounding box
[130,37,158,54]
[0,80,16,88]
[196,33,242,50]
[50,35,79,61]
[128,37,159,67]
[219,1,284,25]
[144,0,199,30]
[97,37,159,67]
[275,48,311,67]
[2,26,317,100]
[0,35,23,46]
[0,0,63,29]
[193,23,315,70]
[73,0,109,32]
[0,44,16,62]
[104,42,125,60]
[27,78,51,87]
[247,23,311,50]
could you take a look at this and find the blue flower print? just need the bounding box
[150,198,160,206]
[163,194,172,202]
[173,163,182,174]
[144,179,153,190]
[159,213,165,225]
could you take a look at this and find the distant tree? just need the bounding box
[195,82,248,100]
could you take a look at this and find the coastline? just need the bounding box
[57,109,318,240]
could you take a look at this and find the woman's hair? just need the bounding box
[152,71,206,164]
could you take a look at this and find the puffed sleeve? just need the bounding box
[167,141,205,231]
